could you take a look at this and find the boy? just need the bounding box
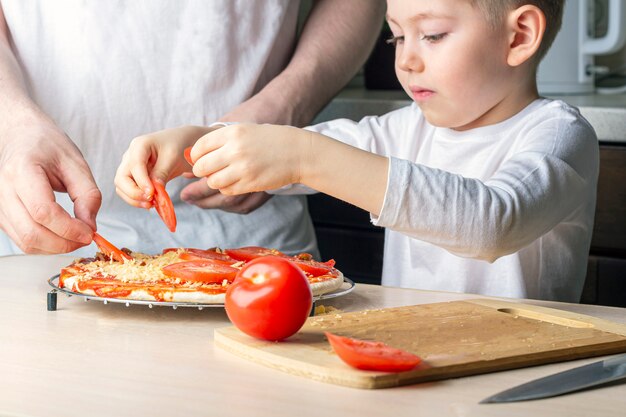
[115,0,598,302]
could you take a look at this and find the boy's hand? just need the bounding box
[190,124,309,196]
[114,126,213,208]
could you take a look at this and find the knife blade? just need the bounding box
[481,354,626,403]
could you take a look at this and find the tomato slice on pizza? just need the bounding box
[225,246,286,262]
[162,260,238,284]
[59,245,345,304]
[291,258,337,277]
[179,248,237,264]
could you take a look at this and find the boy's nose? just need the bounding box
[396,45,424,73]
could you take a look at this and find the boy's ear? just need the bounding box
[505,5,545,67]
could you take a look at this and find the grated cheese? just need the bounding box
[76,251,183,284]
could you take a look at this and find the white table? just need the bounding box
[1,255,624,417]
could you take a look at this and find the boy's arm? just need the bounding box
[0,6,100,254]
[191,113,599,264]
[189,124,389,216]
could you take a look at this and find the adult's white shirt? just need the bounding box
[1,0,319,257]
[306,99,598,302]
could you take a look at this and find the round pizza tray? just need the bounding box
[46,274,355,313]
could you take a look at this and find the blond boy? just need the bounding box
[116,0,598,302]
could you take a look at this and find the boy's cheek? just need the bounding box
[395,69,410,91]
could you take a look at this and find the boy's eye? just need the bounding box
[421,33,447,43]
[385,35,404,47]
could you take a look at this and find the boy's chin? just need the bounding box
[419,108,457,129]
[418,106,478,131]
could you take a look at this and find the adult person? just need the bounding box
[0,0,384,256]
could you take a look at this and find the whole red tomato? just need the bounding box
[225,256,313,341]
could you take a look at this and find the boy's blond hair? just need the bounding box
[470,0,564,64]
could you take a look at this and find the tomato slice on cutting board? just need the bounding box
[325,332,422,372]
[92,232,133,262]
[151,179,177,232]
[162,260,238,284]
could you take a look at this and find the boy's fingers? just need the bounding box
[192,128,229,161]
[149,147,184,185]
[124,144,155,198]
[115,187,153,209]
[192,147,230,178]
[114,174,153,204]
[205,167,239,192]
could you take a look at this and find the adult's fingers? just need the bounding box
[0,186,90,254]
[15,166,94,246]
[179,179,220,204]
[180,179,272,214]
[63,166,102,231]
[45,139,102,231]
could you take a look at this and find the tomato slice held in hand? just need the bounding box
[184,146,194,166]
[92,232,133,262]
[325,332,422,372]
[225,246,286,262]
[162,260,238,284]
[151,179,177,232]
[225,256,312,341]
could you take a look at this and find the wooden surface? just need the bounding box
[2,255,626,417]
[215,299,626,389]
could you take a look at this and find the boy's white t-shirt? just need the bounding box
[0,0,319,257]
[308,99,598,302]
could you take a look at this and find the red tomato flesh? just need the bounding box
[162,260,238,284]
[225,256,312,341]
[92,232,133,262]
[184,146,194,166]
[151,179,177,232]
[225,246,286,262]
[180,248,237,264]
[291,258,337,277]
[325,332,422,372]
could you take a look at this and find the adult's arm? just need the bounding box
[222,0,385,127]
[0,5,101,253]
[181,0,386,211]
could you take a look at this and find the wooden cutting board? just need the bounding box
[214,299,626,389]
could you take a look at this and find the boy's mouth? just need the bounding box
[410,86,435,101]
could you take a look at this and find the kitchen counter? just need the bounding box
[314,88,626,143]
[1,255,625,417]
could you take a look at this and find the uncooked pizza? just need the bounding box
[59,233,344,304]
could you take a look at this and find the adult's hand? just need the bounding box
[180,179,272,214]
[0,114,101,254]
